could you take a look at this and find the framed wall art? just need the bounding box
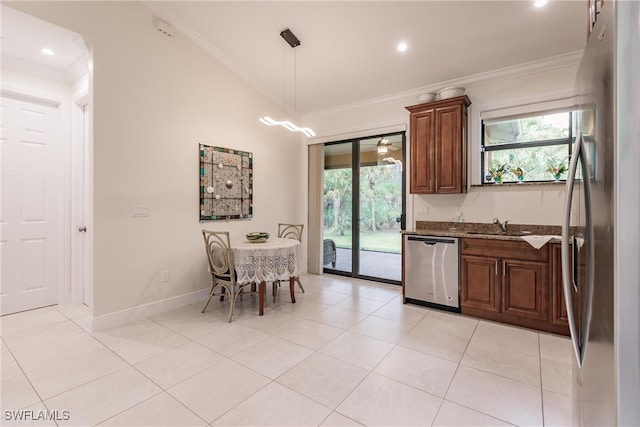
[199,144,253,221]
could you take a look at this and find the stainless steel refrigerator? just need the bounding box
[561,1,640,425]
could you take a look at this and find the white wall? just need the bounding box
[305,60,579,228]
[8,1,304,319]
[5,1,578,322]
[1,67,72,99]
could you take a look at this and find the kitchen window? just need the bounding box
[481,110,577,184]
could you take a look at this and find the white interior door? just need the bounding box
[1,96,62,315]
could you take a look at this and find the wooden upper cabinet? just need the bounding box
[406,95,470,194]
[410,109,434,193]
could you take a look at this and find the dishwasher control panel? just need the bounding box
[404,234,460,312]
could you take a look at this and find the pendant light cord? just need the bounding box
[283,43,287,111]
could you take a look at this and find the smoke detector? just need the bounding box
[156,19,175,37]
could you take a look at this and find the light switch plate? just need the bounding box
[160,270,169,282]
[131,205,149,217]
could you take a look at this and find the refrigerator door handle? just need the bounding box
[580,134,595,368]
[562,134,584,367]
[561,133,595,369]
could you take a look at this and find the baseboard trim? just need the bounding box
[89,289,209,332]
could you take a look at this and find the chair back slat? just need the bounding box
[278,223,303,242]
[202,230,235,284]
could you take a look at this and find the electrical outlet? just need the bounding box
[160,270,169,283]
[417,206,429,215]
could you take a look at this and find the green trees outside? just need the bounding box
[359,164,402,232]
[485,113,572,182]
[324,168,352,236]
[487,145,569,182]
[323,163,401,237]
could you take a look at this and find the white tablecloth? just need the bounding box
[231,237,300,285]
[521,235,561,250]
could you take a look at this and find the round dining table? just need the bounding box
[231,237,301,315]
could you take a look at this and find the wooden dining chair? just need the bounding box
[201,230,252,322]
[273,223,304,300]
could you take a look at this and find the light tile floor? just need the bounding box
[0,274,574,426]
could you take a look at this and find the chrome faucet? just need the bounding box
[493,217,510,233]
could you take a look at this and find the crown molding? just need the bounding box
[142,2,233,67]
[304,50,583,119]
[142,1,284,112]
[140,1,583,123]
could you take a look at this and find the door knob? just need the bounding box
[78,226,87,232]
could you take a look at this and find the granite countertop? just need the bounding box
[404,221,564,243]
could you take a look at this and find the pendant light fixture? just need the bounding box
[259,28,315,137]
[259,116,315,137]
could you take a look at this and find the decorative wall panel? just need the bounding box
[199,144,252,221]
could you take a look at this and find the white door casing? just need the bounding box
[70,100,91,307]
[1,95,63,315]
[82,103,91,307]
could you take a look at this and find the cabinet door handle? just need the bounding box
[503,260,506,276]
[495,260,498,276]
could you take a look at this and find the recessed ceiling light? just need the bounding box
[534,0,548,7]
[41,47,55,56]
[397,42,408,52]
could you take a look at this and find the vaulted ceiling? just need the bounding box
[2,1,586,115]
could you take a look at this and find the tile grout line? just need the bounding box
[430,315,480,426]
[318,304,427,426]
[39,307,209,425]
[538,331,547,426]
[2,276,570,426]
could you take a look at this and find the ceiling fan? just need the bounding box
[375,138,399,154]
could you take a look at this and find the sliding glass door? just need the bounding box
[322,132,405,284]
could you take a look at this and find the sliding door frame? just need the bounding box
[323,131,406,286]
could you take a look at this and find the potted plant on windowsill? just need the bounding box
[546,159,568,181]
[511,166,524,183]
[488,163,509,184]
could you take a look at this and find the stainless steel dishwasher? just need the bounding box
[404,234,460,312]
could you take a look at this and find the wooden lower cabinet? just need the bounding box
[460,255,500,312]
[460,238,569,335]
[502,259,548,321]
[549,242,577,329]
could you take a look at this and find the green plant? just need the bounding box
[488,163,508,176]
[511,166,524,182]
[546,158,568,177]
[488,163,509,182]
